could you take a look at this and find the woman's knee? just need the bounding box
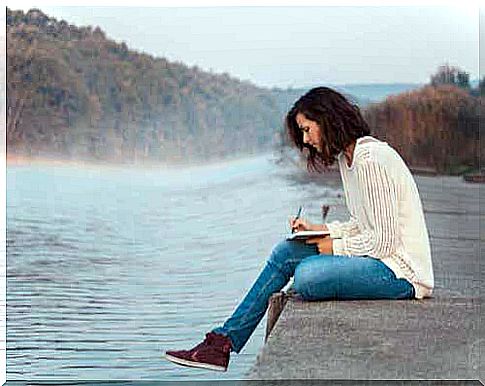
[268,239,295,269]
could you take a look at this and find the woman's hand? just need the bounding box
[305,237,334,254]
[289,217,329,234]
[289,216,313,233]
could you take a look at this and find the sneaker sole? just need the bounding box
[164,353,227,372]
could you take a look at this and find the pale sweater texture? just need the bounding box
[326,135,434,299]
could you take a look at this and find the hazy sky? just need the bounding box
[15,5,480,88]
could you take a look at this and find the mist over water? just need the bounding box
[6,153,344,380]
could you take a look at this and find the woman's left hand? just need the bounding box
[305,237,334,254]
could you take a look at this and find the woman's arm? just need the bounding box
[332,159,399,258]
[324,215,360,238]
[308,223,328,231]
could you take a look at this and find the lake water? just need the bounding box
[6,153,345,381]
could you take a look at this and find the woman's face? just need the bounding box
[296,112,322,152]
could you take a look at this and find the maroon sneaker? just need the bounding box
[164,332,233,372]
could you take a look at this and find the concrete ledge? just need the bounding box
[248,293,482,380]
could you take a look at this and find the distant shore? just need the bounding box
[6,154,128,170]
[5,151,275,171]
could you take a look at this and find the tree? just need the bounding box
[430,64,470,90]
[7,35,38,145]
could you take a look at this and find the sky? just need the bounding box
[9,4,482,89]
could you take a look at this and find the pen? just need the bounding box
[292,206,303,233]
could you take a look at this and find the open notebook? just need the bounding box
[286,230,332,241]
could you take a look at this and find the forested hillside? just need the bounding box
[7,8,282,163]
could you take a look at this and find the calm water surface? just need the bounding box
[7,154,344,380]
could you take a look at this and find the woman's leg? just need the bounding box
[293,254,415,301]
[211,239,319,353]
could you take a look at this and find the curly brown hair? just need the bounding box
[286,87,371,173]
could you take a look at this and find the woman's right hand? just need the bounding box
[289,217,313,233]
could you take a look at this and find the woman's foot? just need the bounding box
[164,332,233,372]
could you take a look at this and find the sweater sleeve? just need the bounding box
[332,159,399,258]
[325,215,360,238]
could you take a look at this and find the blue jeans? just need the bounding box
[212,239,415,353]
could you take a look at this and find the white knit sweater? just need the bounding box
[326,135,434,299]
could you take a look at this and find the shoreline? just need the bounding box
[5,152,275,171]
[5,154,142,171]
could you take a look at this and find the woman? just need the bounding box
[164,86,434,372]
